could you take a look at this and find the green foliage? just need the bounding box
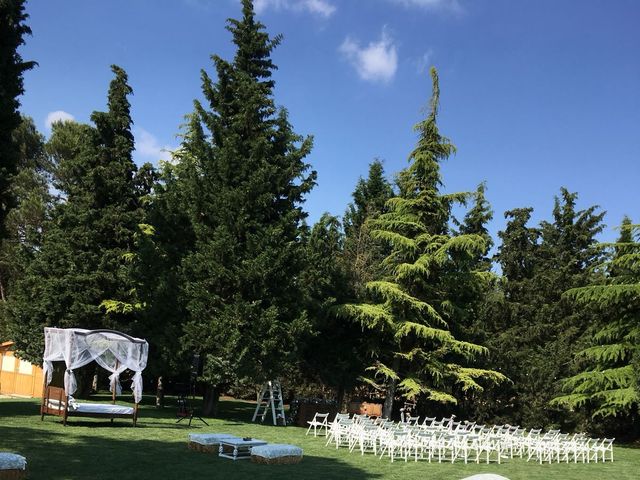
[478,189,606,429]
[176,0,316,407]
[455,182,493,271]
[344,159,395,238]
[6,66,146,363]
[343,159,395,300]
[298,213,366,403]
[337,67,505,415]
[552,219,640,419]
[0,117,50,342]
[0,0,36,241]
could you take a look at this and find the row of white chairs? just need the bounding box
[307,412,614,464]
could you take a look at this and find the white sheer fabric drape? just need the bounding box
[42,328,148,403]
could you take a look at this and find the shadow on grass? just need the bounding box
[1,400,378,480]
[1,424,378,480]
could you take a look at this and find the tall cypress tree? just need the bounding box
[339,68,505,418]
[7,66,143,365]
[178,0,316,415]
[0,0,36,241]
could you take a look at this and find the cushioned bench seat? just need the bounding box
[188,433,238,453]
[250,444,303,464]
[0,453,27,480]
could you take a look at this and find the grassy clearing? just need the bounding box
[0,395,637,480]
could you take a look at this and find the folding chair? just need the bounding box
[591,438,615,463]
[306,412,330,437]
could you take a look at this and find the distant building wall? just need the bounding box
[0,342,43,398]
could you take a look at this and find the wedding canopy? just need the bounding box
[42,327,149,404]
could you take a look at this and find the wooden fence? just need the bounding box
[0,342,43,398]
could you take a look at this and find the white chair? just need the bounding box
[527,431,557,464]
[306,412,330,437]
[379,429,410,462]
[507,427,526,458]
[326,418,353,449]
[591,438,614,463]
[354,424,380,455]
[441,432,459,463]
[569,434,591,463]
[442,415,456,429]
[451,432,472,464]
[551,433,570,463]
[421,416,436,427]
[406,415,421,426]
[410,431,436,462]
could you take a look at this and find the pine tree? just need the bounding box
[488,192,606,428]
[0,0,36,241]
[344,159,394,238]
[299,213,364,406]
[447,182,496,415]
[343,159,395,298]
[139,158,195,379]
[7,66,143,365]
[0,116,50,336]
[338,68,505,418]
[552,217,640,420]
[458,182,493,271]
[177,0,316,415]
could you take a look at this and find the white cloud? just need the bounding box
[303,0,336,17]
[387,0,462,13]
[45,110,75,130]
[339,28,398,84]
[254,0,336,18]
[134,127,175,164]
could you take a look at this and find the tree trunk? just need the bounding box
[382,357,401,419]
[75,365,95,399]
[336,385,346,413]
[202,384,221,417]
[382,379,396,419]
[155,376,164,408]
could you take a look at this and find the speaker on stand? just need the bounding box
[176,354,208,426]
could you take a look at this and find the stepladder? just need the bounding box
[252,380,286,426]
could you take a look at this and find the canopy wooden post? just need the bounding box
[40,375,47,421]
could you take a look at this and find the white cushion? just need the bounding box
[462,475,510,480]
[251,444,303,459]
[188,433,237,445]
[67,395,80,411]
[0,453,26,471]
[46,399,64,410]
[73,403,133,415]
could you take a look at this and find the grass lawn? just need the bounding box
[0,394,638,480]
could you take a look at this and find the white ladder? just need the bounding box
[251,380,286,426]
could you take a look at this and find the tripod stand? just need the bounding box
[176,376,208,426]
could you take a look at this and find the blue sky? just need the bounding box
[18,0,640,242]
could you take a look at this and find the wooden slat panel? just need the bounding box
[0,349,44,397]
[0,370,17,395]
[15,372,34,396]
